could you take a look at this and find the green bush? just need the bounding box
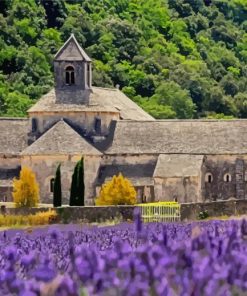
[198,210,209,220]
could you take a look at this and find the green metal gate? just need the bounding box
[138,202,181,222]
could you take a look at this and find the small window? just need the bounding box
[65,66,75,85]
[205,173,213,183]
[224,173,231,183]
[50,178,55,193]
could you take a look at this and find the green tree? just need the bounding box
[69,158,85,206]
[235,92,247,117]
[69,162,79,206]
[220,74,239,96]
[152,81,196,118]
[5,91,33,117]
[77,158,85,206]
[53,164,62,207]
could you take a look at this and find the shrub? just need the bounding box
[95,173,137,205]
[198,210,209,220]
[0,210,57,227]
[53,164,62,207]
[27,210,57,225]
[12,166,39,208]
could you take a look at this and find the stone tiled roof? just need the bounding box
[97,162,156,186]
[21,120,102,156]
[154,154,204,178]
[103,177,154,186]
[0,118,28,155]
[54,34,91,62]
[28,87,154,120]
[106,120,247,155]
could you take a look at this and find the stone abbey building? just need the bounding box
[1,35,247,205]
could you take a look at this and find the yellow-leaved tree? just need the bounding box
[12,166,40,208]
[95,173,137,205]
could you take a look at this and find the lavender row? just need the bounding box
[1,215,247,295]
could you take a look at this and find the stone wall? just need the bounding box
[0,206,135,223]
[202,155,247,201]
[0,156,21,201]
[2,200,247,223]
[154,176,201,203]
[56,206,134,223]
[0,156,21,168]
[180,199,247,221]
[54,60,90,104]
[181,200,236,221]
[0,186,12,201]
[21,155,101,205]
[29,111,119,138]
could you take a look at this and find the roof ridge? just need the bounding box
[116,119,247,122]
[54,34,91,62]
[21,120,102,156]
[92,86,117,91]
[0,117,28,121]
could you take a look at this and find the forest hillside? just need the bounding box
[0,0,247,119]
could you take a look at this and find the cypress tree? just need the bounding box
[69,158,85,206]
[69,162,79,206]
[76,157,85,206]
[53,164,62,207]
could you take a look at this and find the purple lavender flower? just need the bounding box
[134,207,142,232]
[0,219,247,295]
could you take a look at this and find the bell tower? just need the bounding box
[54,34,92,105]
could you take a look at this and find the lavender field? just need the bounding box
[1,212,247,296]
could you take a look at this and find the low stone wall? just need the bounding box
[0,206,48,216]
[1,200,247,223]
[56,206,134,223]
[0,205,135,223]
[180,199,244,221]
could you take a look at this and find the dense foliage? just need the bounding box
[12,166,39,207]
[0,0,247,119]
[1,216,247,294]
[95,173,137,205]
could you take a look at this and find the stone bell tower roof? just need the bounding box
[54,34,92,62]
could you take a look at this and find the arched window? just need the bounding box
[65,66,75,85]
[50,178,55,193]
[224,173,231,183]
[205,173,213,183]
